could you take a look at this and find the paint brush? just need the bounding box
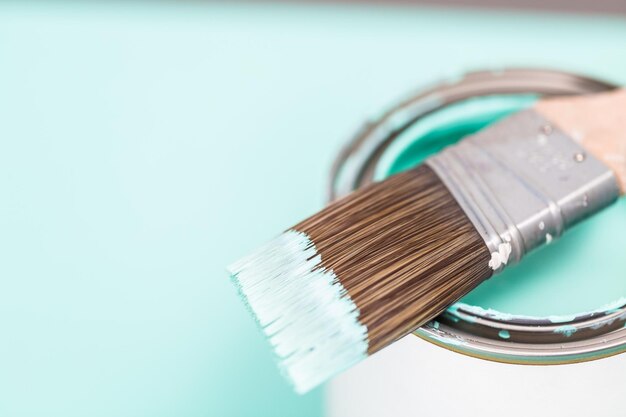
[228,88,626,393]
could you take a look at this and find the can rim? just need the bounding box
[327,67,626,364]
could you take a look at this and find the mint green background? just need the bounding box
[1,3,625,417]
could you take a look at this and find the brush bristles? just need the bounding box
[295,164,493,353]
[229,164,493,392]
[228,230,368,394]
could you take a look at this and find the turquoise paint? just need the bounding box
[452,297,626,324]
[498,330,511,339]
[445,304,478,323]
[375,94,539,180]
[446,314,461,323]
[554,325,578,338]
[384,95,626,319]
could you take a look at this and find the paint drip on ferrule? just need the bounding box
[426,109,620,273]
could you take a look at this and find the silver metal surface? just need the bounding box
[426,109,620,271]
[328,68,626,364]
[328,68,614,201]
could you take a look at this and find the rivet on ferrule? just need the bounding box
[426,109,620,273]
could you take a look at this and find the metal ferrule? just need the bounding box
[426,109,620,273]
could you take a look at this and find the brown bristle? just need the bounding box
[294,164,493,354]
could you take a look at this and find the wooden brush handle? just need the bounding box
[535,89,626,194]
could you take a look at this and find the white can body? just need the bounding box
[327,336,626,417]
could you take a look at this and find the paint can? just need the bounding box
[327,68,626,416]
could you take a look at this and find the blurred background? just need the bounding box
[1,2,625,417]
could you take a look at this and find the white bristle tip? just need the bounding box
[228,230,368,394]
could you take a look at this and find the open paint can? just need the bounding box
[329,68,626,366]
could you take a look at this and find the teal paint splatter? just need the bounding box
[554,325,577,338]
